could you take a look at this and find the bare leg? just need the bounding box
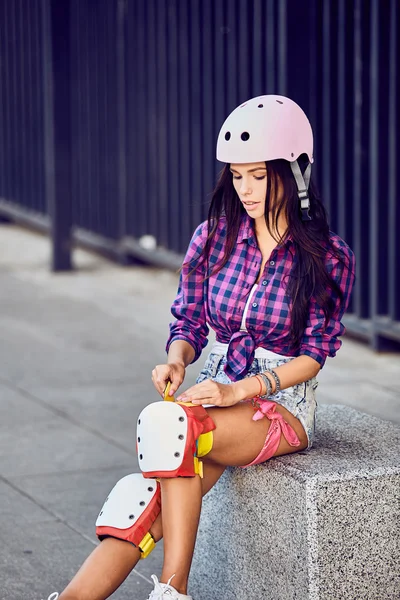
[59,461,225,600]
[59,403,307,599]
[160,476,202,594]
[156,403,308,595]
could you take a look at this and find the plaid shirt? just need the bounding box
[167,215,355,381]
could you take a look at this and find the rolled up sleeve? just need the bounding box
[166,222,209,363]
[299,242,356,368]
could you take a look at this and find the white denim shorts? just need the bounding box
[196,352,318,449]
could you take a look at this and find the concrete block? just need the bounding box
[190,405,400,600]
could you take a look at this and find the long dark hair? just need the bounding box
[196,156,348,349]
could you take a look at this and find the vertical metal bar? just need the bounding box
[10,0,18,204]
[0,0,6,199]
[156,0,169,247]
[17,0,27,208]
[42,0,73,271]
[165,0,180,249]
[353,0,365,320]
[252,0,262,95]
[214,0,226,154]
[34,0,46,213]
[129,0,146,238]
[321,0,331,221]
[388,0,400,321]
[189,0,203,233]
[277,0,287,95]
[308,0,318,135]
[238,0,250,100]
[337,0,346,238]
[226,0,238,105]
[25,0,34,210]
[117,0,127,245]
[369,0,379,347]
[201,0,215,229]
[265,0,275,93]
[353,0,370,319]
[177,0,191,238]
[146,0,158,239]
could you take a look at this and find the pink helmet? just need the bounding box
[216,94,313,164]
[216,95,314,221]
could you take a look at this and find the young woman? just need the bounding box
[46,95,355,600]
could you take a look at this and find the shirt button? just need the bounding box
[252,302,258,308]
[262,280,268,286]
[270,260,275,266]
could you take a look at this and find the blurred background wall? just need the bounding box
[0,0,399,351]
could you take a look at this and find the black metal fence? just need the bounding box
[0,0,399,351]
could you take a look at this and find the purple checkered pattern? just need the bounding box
[166,215,355,381]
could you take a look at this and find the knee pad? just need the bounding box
[137,401,215,478]
[95,473,161,558]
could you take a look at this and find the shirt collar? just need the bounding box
[237,214,294,248]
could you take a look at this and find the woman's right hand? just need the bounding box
[151,362,186,398]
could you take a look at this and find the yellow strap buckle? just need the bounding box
[193,456,204,478]
[163,381,175,402]
[138,532,155,559]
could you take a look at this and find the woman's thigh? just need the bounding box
[205,402,308,467]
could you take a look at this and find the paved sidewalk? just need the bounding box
[1,224,399,600]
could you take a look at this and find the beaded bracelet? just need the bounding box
[264,368,281,394]
[256,372,273,399]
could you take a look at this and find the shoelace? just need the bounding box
[42,594,59,600]
[149,574,177,599]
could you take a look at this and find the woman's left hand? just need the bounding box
[176,380,240,407]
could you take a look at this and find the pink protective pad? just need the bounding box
[241,400,301,467]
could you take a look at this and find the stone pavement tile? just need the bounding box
[11,468,143,543]
[28,381,159,453]
[1,519,153,600]
[318,381,400,425]
[0,383,133,478]
[0,480,55,527]
[0,317,155,389]
[322,338,400,389]
[29,369,200,451]
[11,467,165,587]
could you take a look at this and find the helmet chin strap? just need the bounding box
[290,161,312,221]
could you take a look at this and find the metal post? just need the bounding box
[42,0,73,271]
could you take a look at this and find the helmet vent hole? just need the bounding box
[241,132,250,141]
[291,152,294,157]
[225,131,231,141]
[276,100,283,104]
[240,103,247,107]
[258,104,263,108]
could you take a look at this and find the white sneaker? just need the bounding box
[148,574,192,599]
[42,595,59,600]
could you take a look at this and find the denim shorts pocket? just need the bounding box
[196,353,225,383]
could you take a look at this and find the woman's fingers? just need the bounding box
[152,363,185,397]
[177,381,219,404]
[177,381,238,407]
[152,366,170,397]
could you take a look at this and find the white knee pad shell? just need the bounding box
[95,473,160,558]
[137,401,216,478]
